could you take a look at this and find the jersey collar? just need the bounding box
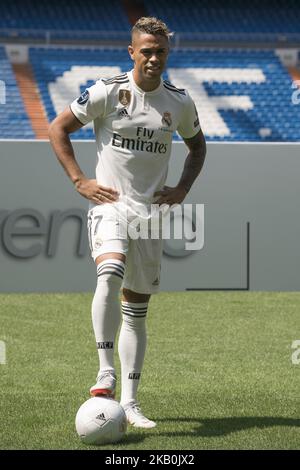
[128,70,163,96]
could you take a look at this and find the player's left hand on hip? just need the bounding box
[154,185,187,205]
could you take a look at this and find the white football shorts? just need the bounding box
[87,204,163,294]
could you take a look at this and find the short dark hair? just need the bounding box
[132,16,173,40]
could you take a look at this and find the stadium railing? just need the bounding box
[1,29,300,47]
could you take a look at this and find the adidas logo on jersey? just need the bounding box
[118,108,130,118]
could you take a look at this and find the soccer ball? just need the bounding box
[75,397,127,445]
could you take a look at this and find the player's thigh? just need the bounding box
[87,206,128,264]
[123,237,163,295]
[95,252,126,266]
[122,288,151,303]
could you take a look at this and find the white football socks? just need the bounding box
[91,259,125,374]
[118,301,148,405]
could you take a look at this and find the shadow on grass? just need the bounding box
[154,416,300,437]
[85,416,300,448]
[85,433,147,448]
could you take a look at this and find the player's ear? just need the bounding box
[128,45,134,61]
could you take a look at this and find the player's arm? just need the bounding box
[178,128,206,193]
[154,129,206,205]
[48,107,119,204]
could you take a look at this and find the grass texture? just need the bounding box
[0,291,299,450]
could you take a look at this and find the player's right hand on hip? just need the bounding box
[75,178,119,204]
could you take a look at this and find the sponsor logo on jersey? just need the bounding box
[112,132,168,154]
[119,89,131,107]
[97,341,114,349]
[77,89,90,105]
[162,111,172,127]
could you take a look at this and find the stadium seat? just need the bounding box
[28,47,300,142]
[145,0,300,44]
[0,0,131,41]
[0,47,34,139]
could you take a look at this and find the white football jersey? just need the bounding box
[70,70,201,214]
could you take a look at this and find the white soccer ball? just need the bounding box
[75,397,127,445]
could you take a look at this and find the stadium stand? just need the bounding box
[0,0,131,41]
[28,47,300,142]
[144,0,300,44]
[0,46,34,139]
[0,0,300,44]
[0,1,299,141]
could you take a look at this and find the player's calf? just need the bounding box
[90,258,125,396]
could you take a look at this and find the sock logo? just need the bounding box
[97,341,113,349]
[128,372,141,380]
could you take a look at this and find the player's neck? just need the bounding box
[132,70,161,92]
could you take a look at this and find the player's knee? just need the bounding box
[95,252,126,265]
[95,258,125,298]
[122,288,151,303]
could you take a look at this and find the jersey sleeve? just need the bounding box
[70,79,107,125]
[177,91,201,139]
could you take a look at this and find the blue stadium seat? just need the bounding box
[145,0,300,43]
[1,0,300,43]
[0,0,131,40]
[0,46,34,139]
[28,46,300,142]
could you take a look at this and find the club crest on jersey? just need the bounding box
[162,111,172,127]
[77,89,90,105]
[94,238,103,249]
[119,89,131,107]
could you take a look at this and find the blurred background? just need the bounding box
[1,0,300,292]
[0,0,299,142]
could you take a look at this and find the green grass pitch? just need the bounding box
[0,291,299,450]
